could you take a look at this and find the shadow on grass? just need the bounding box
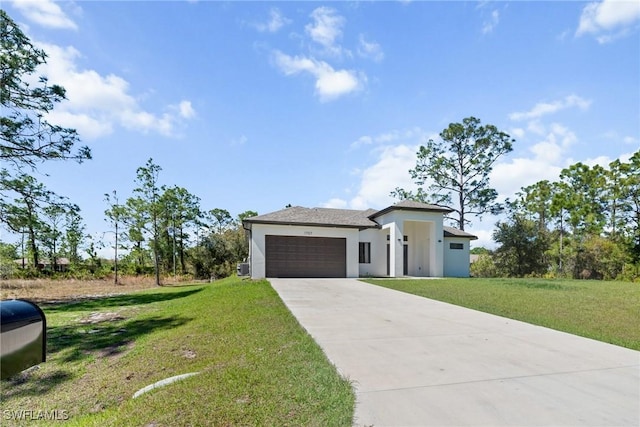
[47,315,193,363]
[41,287,203,312]
[2,369,73,399]
[503,280,576,291]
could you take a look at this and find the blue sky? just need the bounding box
[2,0,639,251]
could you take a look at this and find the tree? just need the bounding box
[160,186,201,275]
[61,207,85,266]
[1,11,90,188]
[1,11,90,267]
[609,152,640,261]
[104,190,126,283]
[238,210,258,222]
[133,159,163,286]
[493,213,550,277]
[557,162,608,236]
[0,241,18,278]
[40,204,66,271]
[393,117,513,230]
[515,180,555,230]
[207,208,233,234]
[0,172,66,268]
[121,196,149,271]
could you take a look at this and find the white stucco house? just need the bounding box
[242,200,477,279]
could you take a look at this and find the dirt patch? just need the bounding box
[79,312,126,324]
[181,349,197,359]
[0,276,172,302]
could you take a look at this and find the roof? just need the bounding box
[243,206,379,229]
[243,203,477,239]
[369,200,453,219]
[444,226,478,240]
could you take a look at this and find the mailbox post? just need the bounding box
[1,299,47,380]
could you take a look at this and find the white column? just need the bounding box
[432,220,444,277]
[389,221,404,277]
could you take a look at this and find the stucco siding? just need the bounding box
[358,228,387,277]
[443,237,471,277]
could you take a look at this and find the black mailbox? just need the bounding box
[1,299,46,380]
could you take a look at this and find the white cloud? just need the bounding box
[47,110,112,140]
[490,123,578,198]
[230,135,248,146]
[177,100,196,119]
[321,198,348,209]
[623,135,638,145]
[509,94,591,121]
[357,34,384,62]
[305,7,347,57]
[350,127,430,150]
[576,0,640,43]
[510,128,525,139]
[272,50,365,102]
[351,135,374,149]
[490,157,564,201]
[348,144,420,210]
[482,10,500,34]
[323,128,432,210]
[11,0,78,30]
[33,41,195,139]
[527,120,546,135]
[254,8,290,33]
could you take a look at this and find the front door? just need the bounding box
[386,244,409,276]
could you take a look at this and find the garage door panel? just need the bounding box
[265,235,346,278]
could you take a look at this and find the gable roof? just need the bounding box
[243,206,379,229]
[369,200,453,219]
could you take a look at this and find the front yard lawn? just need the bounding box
[364,278,640,351]
[1,277,354,426]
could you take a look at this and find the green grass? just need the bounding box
[1,278,354,426]
[364,278,640,351]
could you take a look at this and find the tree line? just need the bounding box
[0,11,253,282]
[102,158,256,284]
[0,157,256,282]
[482,152,639,280]
[394,116,639,281]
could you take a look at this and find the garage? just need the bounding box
[265,235,346,278]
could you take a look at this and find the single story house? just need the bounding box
[14,257,71,272]
[242,200,477,279]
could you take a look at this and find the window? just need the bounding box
[359,242,371,263]
[449,242,464,250]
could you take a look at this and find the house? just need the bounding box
[14,257,71,272]
[242,200,477,279]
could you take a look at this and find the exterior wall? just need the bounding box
[374,210,444,277]
[443,237,471,277]
[249,223,360,279]
[403,221,431,277]
[358,228,387,277]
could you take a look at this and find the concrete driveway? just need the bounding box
[269,278,640,427]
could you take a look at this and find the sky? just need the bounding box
[2,0,639,254]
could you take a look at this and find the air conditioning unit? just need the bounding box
[237,263,250,277]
